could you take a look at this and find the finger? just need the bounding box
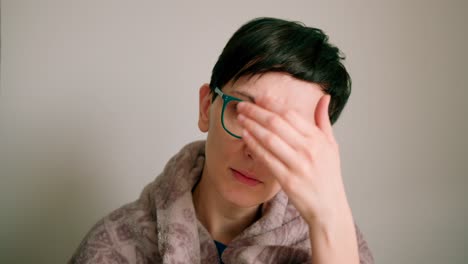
[241,96,319,138]
[314,95,334,140]
[237,101,304,149]
[241,129,289,184]
[238,114,304,170]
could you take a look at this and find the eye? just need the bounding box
[225,100,240,116]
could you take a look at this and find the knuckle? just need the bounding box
[303,150,315,161]
[266,114,281,129]
[243,103,254,115]
[264,134,277,146]
[284,109,300,125]
[262,94,274,105]
[302,147,317,161]
[283,109,294,119]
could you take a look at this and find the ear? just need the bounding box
[198,83,212,133]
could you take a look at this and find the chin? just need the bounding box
[219,184,272,209]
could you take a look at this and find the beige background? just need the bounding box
[1,0,467,263]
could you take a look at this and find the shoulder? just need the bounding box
[69,201,161,264]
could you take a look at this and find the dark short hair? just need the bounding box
[209,17,351,125]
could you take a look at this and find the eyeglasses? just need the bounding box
[214,87,244,139]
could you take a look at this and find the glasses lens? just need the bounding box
[223,100,242,137]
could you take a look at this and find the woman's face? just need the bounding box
[198,72,324,208]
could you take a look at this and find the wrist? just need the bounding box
[307,203,359,264]
[306,197,354,229]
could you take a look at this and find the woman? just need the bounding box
[70,17,374,263]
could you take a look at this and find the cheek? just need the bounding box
[210,106,240,148]
[264,175,282,196]
[206,108,240,167]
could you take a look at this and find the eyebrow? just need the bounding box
[232,91,256,103]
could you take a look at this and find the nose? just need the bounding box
[244,144,255,160]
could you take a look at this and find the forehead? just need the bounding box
[225,72,324,114]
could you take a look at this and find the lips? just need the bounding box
[231,168,262,186]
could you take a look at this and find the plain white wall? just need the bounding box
[1,0,467,263]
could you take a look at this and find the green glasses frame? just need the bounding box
[214,87,244,139]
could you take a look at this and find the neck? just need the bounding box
[192,170,261,244]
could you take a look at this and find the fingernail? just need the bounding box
[238,114,245,122]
